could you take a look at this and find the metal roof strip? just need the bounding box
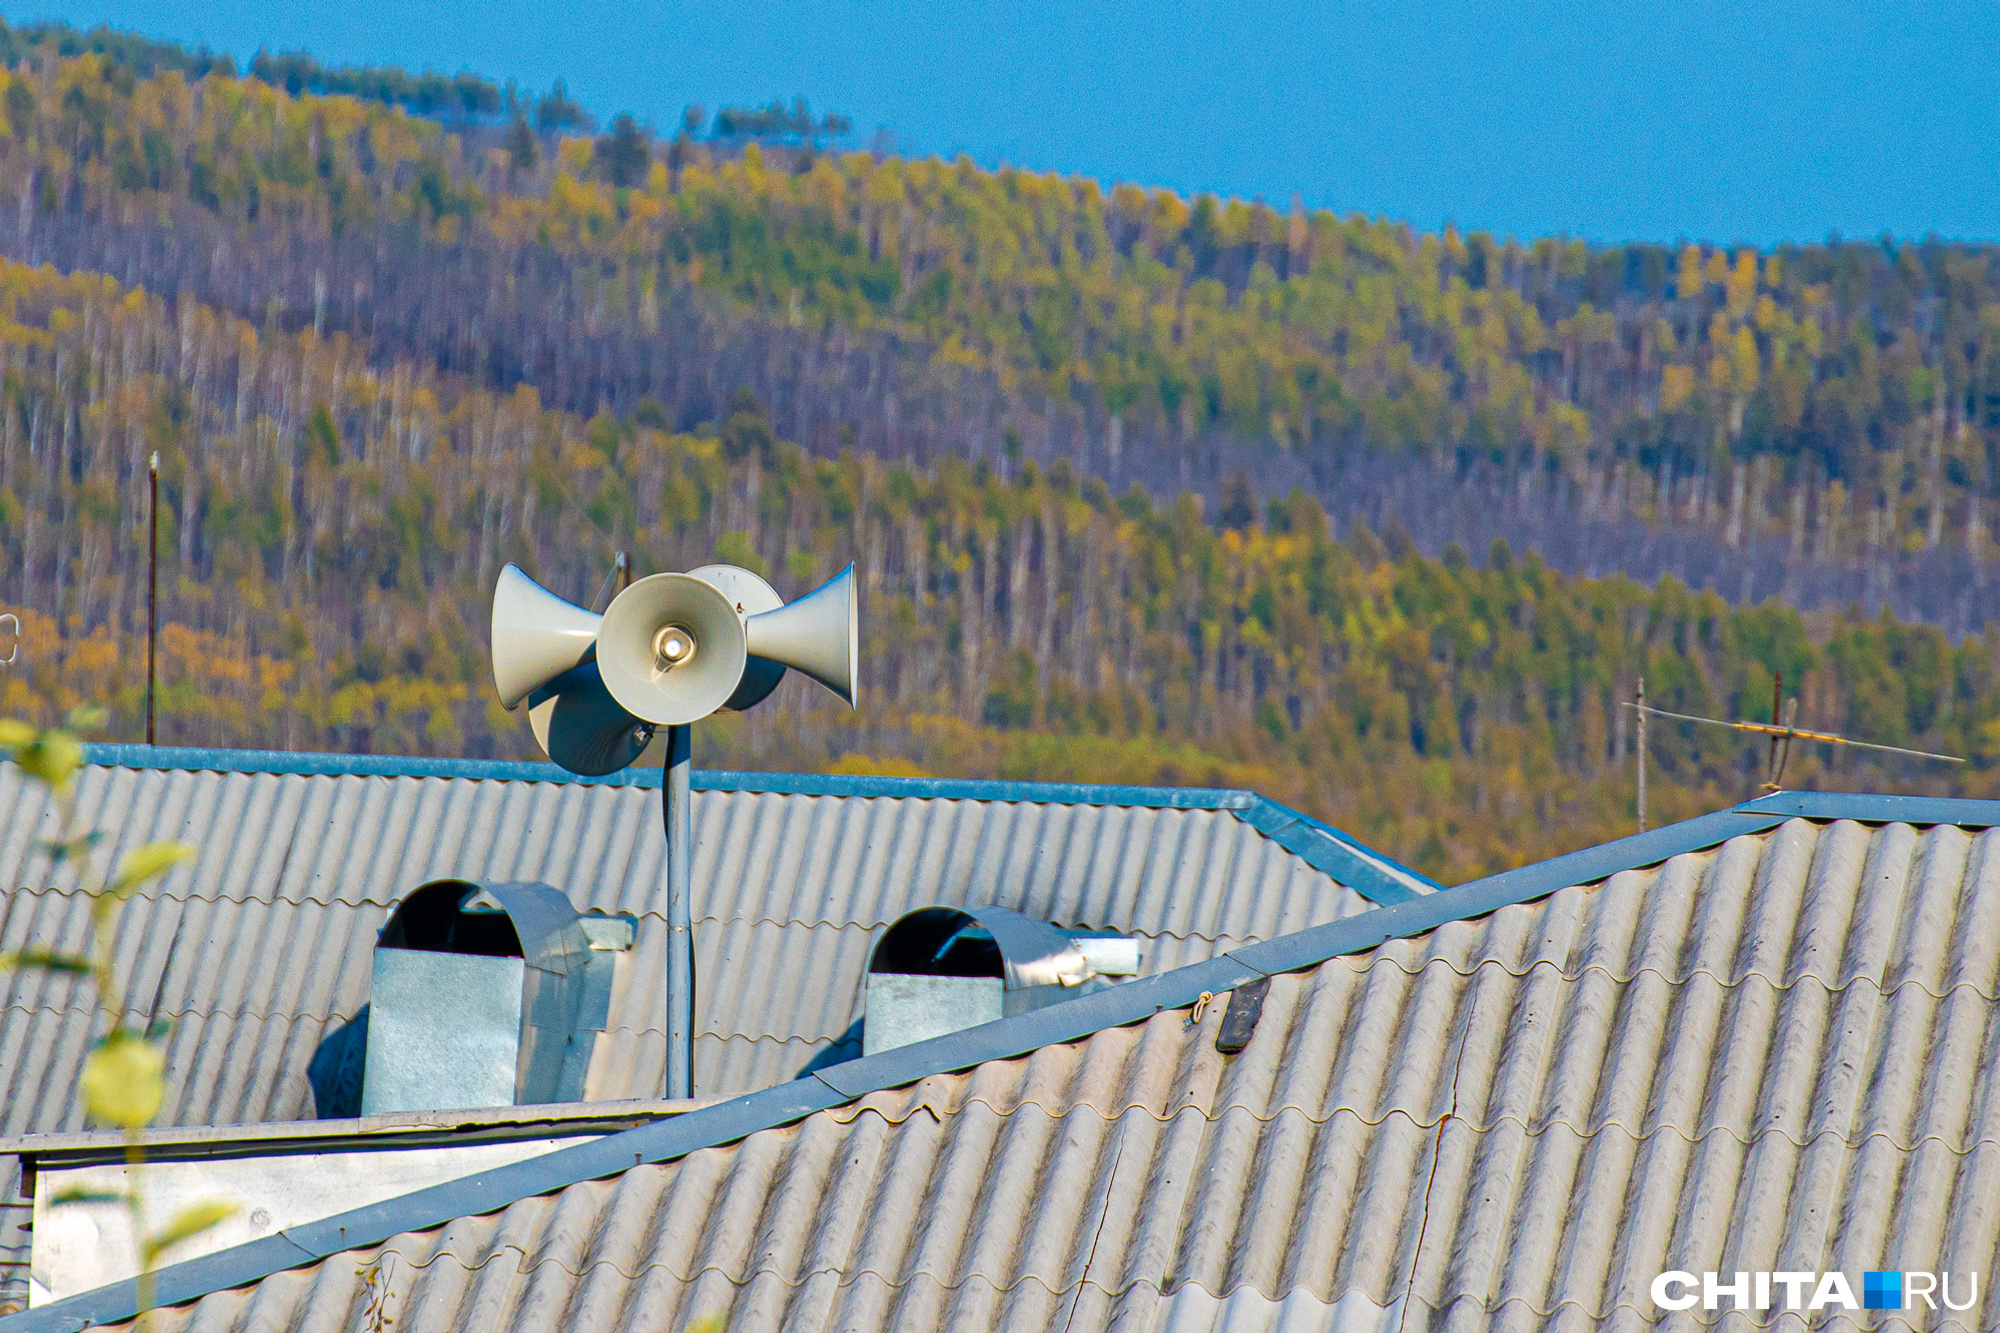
[76,744,1436,904]
[6,791,1919,1333]
[81,743,655,789]
[79,744,1252,805]
[1229,804,1432,905]
[1738,790,2000,826]
[697,768,1257,809]
[1228,807,1791,976]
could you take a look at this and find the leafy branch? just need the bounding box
[0,712,233,1323]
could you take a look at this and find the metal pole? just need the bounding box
[1774,697,1799,789]
[146,452,158,746]
[1635,677,1646,833]
[616,550,630,593]
[663,722,693,1099]
[1765,669,1783,788]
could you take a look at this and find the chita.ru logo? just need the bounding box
[1650,1269,1979,1313]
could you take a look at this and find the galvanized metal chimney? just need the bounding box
[362,880,629,1114]
[863,906,1140,1055]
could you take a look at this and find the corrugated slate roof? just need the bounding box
[0,746,1415,1309]
[17,794,1998,1332]
[0,748,1403,1118]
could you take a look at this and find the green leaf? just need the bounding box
[143,1199,238,1264]
[106,841,196,899]
[39,831,104,864]
[0,719,33,750]
[0,946,93,975]
[50,1187,129,1206]
[11,730,83,789]
[81,1033,165,1129]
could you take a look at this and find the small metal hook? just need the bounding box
[0,614,17,665]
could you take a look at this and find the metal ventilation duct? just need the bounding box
[362,880,630,1115]
[863,906,1140,1055]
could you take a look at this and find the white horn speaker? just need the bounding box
[491,563,602,710]
[744,563,858,708]
[526,663,657,776]
[688,563,787,712]
[597,573,750,725]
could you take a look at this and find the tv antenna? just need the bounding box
[491,556,857,1098]
[1624,670,1961,831]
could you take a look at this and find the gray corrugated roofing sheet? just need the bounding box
[0,746,1403,1308]
[0,749,1411,1312]
[25,806,2000,1331]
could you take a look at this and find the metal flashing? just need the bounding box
[1232,803,1433,904]
[78,743,1246,806]
[80,743,651,788]
[2,1099,714,1169]
[1737,789,2000,827]
[1231,806,1792,977]
[74,743,1436,898]
[0,795,1830,1333]
[696,767,1255,809]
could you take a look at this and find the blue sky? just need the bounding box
[16,0,2000,245]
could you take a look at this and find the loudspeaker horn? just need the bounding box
[597,573,750,725]
[687,563,787,712]
[526,662,657,776]
[491,563,603,710]
[744,563,858,708]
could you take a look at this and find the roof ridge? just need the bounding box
[75,743,1263,810]
[1228,799,1438,902]
[63,743,1430,906]
[1739,790,2000,826]
[14,793,1995,1332]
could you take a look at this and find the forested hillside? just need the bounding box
[0,257,1991,880]
[0,34,1993,626]
[0,33,1996,877]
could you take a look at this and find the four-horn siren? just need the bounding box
[688,563,787,712]
[491,564,603,710]
[490,558,859,775]
[597,573,750,726]
[745,563,857,708]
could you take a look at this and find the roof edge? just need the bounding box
[81,742,650,787]
[1231,799,1441,903]
[1739,790,2000,826]
[72,745,1439,901]
[2,795,1830,1333]
[0,1096,723,1162]
[75,743,1259,810]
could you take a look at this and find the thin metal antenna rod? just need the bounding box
[663,722,694,1099]
[1635,677,1646,833]
[1628,702,1964,765]
[146,451,159,746]
[1765,669,1783,789]
[1772,697,1800,788]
